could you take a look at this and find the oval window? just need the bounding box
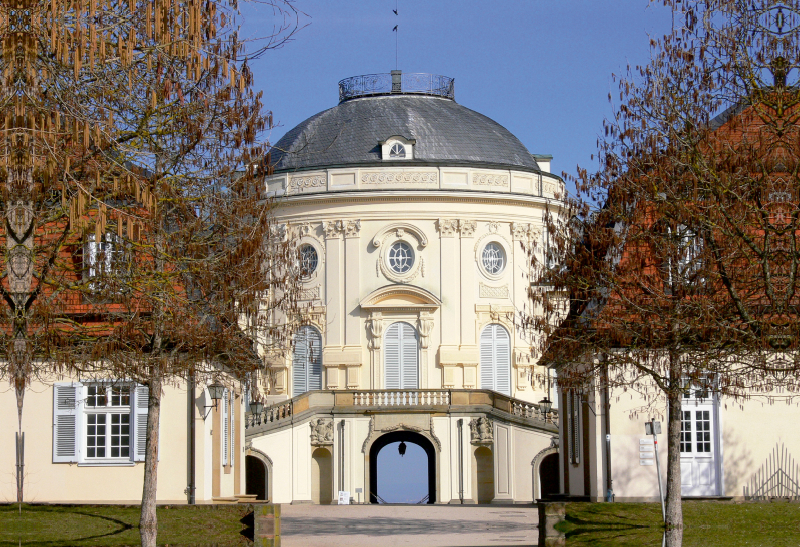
[299,244,319,278]
[388,241,414,274]
[482,242,506,275]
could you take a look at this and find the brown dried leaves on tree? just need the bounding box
[526,0,800,536]
[0,0,302,537]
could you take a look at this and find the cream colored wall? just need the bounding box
[0,376,243,503]
[599,386,800,501]
[266,167,565,406]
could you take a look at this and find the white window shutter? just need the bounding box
[400,323,418,389]
[229,391,235,468]
[494,326,511,396]
[384,323,402,389]
[292,328,309,396]
[307,328,322,391]
[222,388,229,466]
[133,385,149,462]
[479,326,495,391]
[53,383,82,463]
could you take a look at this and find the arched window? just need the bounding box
[292,326,322,396]
[384,322,418,389]
[479,324,510,396]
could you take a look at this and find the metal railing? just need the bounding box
[338,72,455,102]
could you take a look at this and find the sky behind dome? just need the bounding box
[241,0,674,198]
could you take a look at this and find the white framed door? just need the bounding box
[680,400,720,496]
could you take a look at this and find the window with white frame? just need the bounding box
[53,382,150,464]
[565,389,581,465]
[84,231,129,291]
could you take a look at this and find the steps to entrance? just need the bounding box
[280,504,539,547]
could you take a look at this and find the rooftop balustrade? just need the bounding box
[338,72,455,102]
[245,389,558,436]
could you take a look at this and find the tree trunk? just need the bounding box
[664,351,683,531]
[139,373,163,547]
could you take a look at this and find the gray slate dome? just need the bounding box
[269,75,541,174]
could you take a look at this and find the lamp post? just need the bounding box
[202,382,225,420]
[539,397,553,422]
[249,401,264,427]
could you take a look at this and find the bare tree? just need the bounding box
[0,0,302,539]
[527,0,800,540]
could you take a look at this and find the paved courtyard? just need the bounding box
[281,504,539,547]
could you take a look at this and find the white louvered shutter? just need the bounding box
[400,323,418,389]
[494,326,511,396]
[229,391,235,468]
[53,383,81,463]
[479,327,495,391]
[134,385,149,462]
[292,328,309,396]
[479,325,511,396]
[307,328,322,391]
[222,388,229,466]
[384,323,402,389]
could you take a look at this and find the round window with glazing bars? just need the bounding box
[388,241,414,274]
[482,242,506,275]
[299,244,319,278]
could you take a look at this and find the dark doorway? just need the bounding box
[369,431,436,504]
[246,455,268,501]
[539,453,560,500]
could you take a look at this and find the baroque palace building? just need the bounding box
[245,71,565,504]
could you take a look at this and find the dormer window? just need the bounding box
[389,143,406,158]
[381,136,415,160]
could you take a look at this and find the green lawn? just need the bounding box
[0,503,254,547]
[558,500,800,546]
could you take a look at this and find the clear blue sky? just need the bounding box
[241,0,674,197]
[239,1,674,502]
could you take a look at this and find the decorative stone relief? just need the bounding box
[344,220,362,238]
[437,218,458,237]
[289,175,326,191]
[269,223,287,241]
[309,418,334,446]
[472,173,508,187]
[367,313,385,350]
[418,311,435,349]
[296,222,315,237]
[299,286,320,301]
[323,220,344,239]
[487,221,500,233]
[511,222,530,241]
[459,220,477,237]
[361,171,438,184]
[479,282,509,299]
[469,417,494,444]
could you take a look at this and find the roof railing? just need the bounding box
[338,71,455,102]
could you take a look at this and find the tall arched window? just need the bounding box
[384,322,418,389]
[479,324,511,396]
[293,326,322,396]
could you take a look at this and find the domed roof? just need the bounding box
[269,74,541,174]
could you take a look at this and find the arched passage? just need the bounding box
[369,431,436,504]
[539,453,560,499]
[245,455,268,501]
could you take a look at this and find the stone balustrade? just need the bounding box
[245,389,558,435]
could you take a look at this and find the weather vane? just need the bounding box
[392,0,398,70]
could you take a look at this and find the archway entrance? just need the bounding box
[369,431,436,504]
[473,446,495,504]
[245,455,268,501]
[539,453,560,499]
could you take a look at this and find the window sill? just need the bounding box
[78,460,137,467]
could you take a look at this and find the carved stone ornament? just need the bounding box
[310,418,334,446]
[296,222,315,237]
[299,286,320,301]
[459,220,477,237]
[418,311,435,349]
[511,222,530,241]
[473,173,509,187]
[367,313,385,350]
[289,174,326,192]
[438,218,458,237]
[487,221,500,233]
[361,171,438,184]
[344,220,362,238]
[479,282,509,299]
[323,220,344,239]
[469,417,494,445]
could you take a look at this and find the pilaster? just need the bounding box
[323,221,344,346]
[459,220,477,346]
